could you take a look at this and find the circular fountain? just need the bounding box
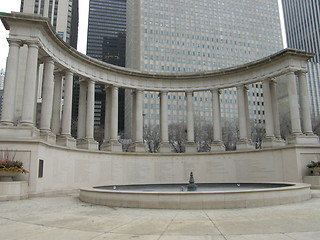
[80,173,311,209]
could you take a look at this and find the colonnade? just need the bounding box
[0,38,318,153]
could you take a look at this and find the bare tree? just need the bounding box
[251,123,266,149]
[195,123,213,152]
[222,121,238,151]
[143,125,160,152]
[169,123,187,153]
[312,116,320,138]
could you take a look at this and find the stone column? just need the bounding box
[185,91,196,153]
[270,80,282,140]
[159,91,170,152]
[77,79,98,150]
[296,71,319,144]
[298,71,313,135]
[20,41,39,127]
[77,80,87,140]
[287,71,302,135]
[262,80,275,137]
[56,70,76,147]
[133,89,145,152]
[1,39,21,125]
[39,57,56,142]
[51,72,63,135]
[261,79,285,148]
[86,80,95,140]
[236,85,254,150]
[43,0,50,17]
[211,89,225,151]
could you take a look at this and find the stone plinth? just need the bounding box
[185,142,197,153]
[211,141,226,152]
[0,181,28,201]
[76,139,99,150]
[40,130,56,144]
[236,139,255,150]
[127,142,145,152]
[303,176,320,189]
[100,140,123,152]
[286,134,319,145]
[262,137,286,148]
[0,125,40,139]
[56,135,76,148]
[158,142,171,153]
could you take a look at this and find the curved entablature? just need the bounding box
[0,12,314,92]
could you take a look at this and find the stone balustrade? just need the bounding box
[0,12,319,153]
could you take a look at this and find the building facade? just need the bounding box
[125,0,283,138]
[86,0,126,130]
[282,0,320,117]
[20,0,79,48]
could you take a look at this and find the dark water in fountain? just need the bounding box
[94,183,294,192]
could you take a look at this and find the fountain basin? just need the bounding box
[80,182,311,209]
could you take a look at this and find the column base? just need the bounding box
[100,140,123,152]
[262,137,286,148]
[127,141,145,152]
[40,130,56,144]
[77,138,99,150]
[286,134,319,145]
[211,141,226,152]
[158,141,171,153]
[185,142,197,153]
[236,139,255,150]
[0,125,40,139]
[0,121,14,126]
[56,135,76,148]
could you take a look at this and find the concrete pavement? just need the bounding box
[1,191,320,240]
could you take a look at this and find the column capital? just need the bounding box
[7,38,23,46]
[185,90,193,96]
[210,88,220,94]
[24,40,39,48]
[297,70,308,75]
[159,91,168,96]
[40,56,55,65]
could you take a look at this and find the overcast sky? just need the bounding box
[0,0,286,71]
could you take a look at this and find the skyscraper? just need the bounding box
[125,0,283,134]
[86,0,126,130]
[282,0,320,117]
[20,0,79,48]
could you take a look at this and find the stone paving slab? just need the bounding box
[0,192,320,240]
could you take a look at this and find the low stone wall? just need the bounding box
[0,140,319,196]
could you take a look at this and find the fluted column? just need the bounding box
[185,91,196,152]
[21,41,39,126]
[77,80,87,140]
[211,89,225,151]
[51,73,63,135]
[287,72,302,135]
[270,80,282,139]
[236,85,254,149]
[60,71,73,136]
[40,57,55,131]
[1,39,22,125]
[297,71,313,135]
[159,91,170,152]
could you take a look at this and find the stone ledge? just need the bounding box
[304,176,320,189]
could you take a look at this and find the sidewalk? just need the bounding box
[0,191,320,240]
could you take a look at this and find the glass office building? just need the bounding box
[282,0,320,117]
[126,0,283,130]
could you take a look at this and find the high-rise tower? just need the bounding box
[282,0,320,117]
[125,0,283,136]
[86,0,126,130]
[20,0,79,48]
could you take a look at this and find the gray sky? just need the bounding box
[0,0,286,71]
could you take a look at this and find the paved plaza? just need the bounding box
[0,191,320,240]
